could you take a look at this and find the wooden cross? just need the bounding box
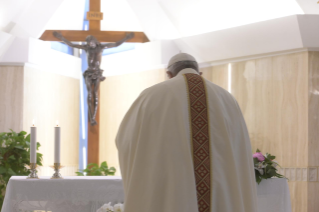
[40,0,149,43]
[39,0,149,166]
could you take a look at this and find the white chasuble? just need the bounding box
[116,68,257,212]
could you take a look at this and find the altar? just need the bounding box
[1,176,124,212]
[1,176,291,212]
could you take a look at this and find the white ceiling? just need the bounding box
[1,0,319,40]
[44,0,307,40]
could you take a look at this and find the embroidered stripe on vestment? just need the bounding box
[184,73,211,212]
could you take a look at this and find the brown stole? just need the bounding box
[184,73,212,212]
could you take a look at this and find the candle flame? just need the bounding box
[32,119,35,126]
[56,120,59,126]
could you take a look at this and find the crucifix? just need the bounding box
[40,0,149,165]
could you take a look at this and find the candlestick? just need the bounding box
[30,120,37,164]
[51,163,64,179]
[27,163,39,179]
[54,122,61,163]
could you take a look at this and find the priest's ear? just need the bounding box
[166,71,174,79]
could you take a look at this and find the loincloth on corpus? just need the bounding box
[83,69,106,81]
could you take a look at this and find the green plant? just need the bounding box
[76,161,116,176]
[253,149,284,184]
[0,130,43,209]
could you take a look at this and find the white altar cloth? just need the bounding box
[1,177,291,212]
[257,178,292,212]
[1,176,124,212]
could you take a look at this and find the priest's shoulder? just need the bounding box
[139,79,173,97]
[203,78,238,103]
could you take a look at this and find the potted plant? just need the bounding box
[0,130,43,209]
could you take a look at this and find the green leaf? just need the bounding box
[0,167,6,174]
[14,146,24,150]
[7,168,16,175]
[25,134,31,142]
[256,149,261,153]
[253,158,259,165]
[76,161,116,176]
[100,161,108,168]
[88,163,98,168]
[8,155,15,160]
[76,172,84,176]
[18,131,27,136]
[267,155,275,160]
[109,167,116,172]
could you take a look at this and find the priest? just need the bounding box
[116,53,257,212]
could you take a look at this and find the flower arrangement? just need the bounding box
[97,203,124,212]
[253,149,285,184]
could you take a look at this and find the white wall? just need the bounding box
[0,37,81,79]
[101,40,179,77]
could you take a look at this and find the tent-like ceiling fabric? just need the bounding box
[0,0,318,41]
[296,0,319,14]
[45,0,143,32]
[45,0,308,41]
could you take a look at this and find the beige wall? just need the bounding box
[201,51,319,212]
[0,65,80,176]
[0,66,24,132]
[23,66,80,175]
[99,69,166,174]
[307,52,319,212]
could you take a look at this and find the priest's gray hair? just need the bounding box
[167,53,199,76]
[167,60,199,76]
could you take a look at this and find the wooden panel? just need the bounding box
[39,30,149,43]
[0,66,24,133]
[212,64,229,91]
[99,69,166,174]
[23,66,80,170]
[308,51,319,167]
[200,65,228,90]
[289,181,307,212]
[231,61,256,141]
[308,182,319,212]
[272,52,308,167]
[308,52,319,212]
[230,53,308,167]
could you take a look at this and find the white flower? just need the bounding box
[97,202,114,212]
[272,160,279,168]
[114,203,124,212]
[254,162,266,175]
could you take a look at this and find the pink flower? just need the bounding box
[253,152,265,162]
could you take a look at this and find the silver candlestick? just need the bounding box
[51,163,64,179]
[27,163,39,179]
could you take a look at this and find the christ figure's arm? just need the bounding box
[53,31,86,49]
[101,32,134,49]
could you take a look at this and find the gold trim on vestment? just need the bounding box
[183,74,194,160]
[183,73,212,212]
[202,77,213,210]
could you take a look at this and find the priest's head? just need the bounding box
[166,53,201,78]
[85,35,100,48]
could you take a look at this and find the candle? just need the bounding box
[54,121,61,163]
[30,120,37,163]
